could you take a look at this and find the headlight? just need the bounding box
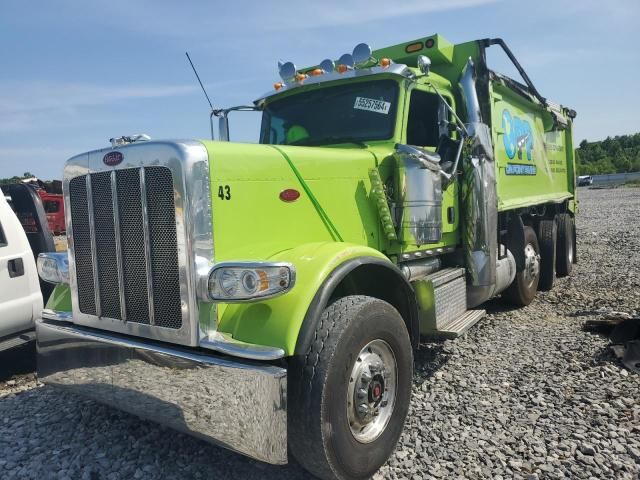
[37,252,69,284]
[207,262,295,302]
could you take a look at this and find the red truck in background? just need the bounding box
[19,179,65,235]
[37,191,64,235]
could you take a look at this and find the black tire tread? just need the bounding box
[289,295,412,480]
[538,219,557,291]
[503,226,540,306]
[556,213,574,276]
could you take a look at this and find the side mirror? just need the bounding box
[417,55,432,76]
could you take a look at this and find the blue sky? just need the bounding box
[1,0,638,180]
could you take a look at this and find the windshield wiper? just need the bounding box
[291,136,368,148]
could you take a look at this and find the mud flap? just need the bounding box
[507,214,526,272]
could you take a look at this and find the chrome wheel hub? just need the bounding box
[347,339,397,443]
[523,243,540,288]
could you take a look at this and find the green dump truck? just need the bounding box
[37,34,577,480]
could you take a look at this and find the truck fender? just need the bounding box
[218,242,419,356]
[294,256,420,355]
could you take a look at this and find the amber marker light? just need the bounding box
[310,68,323,76]
[295,73,307,82]
[337,64,348,73]
[274,82,283,91]
[380,57,391,68]
[405,42,423,53]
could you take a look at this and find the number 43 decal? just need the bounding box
[218,185,231,200]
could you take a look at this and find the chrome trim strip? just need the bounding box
[200,332,285,361]
[42,309,73,321]
[37,319,287,464]
[254,63,413,104]
[110,170,127,321]
[85,174,101,317]
[138,167,155,326]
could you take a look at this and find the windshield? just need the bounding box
[260,79,399,146]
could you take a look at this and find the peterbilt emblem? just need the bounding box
[103,151,123,166]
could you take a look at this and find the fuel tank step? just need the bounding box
[414,267,486,338]
[433,309,486,339]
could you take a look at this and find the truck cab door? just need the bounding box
[403,86,460,239]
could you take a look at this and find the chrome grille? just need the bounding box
[68,166,182,330]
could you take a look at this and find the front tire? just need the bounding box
[503,226,541,306]
[288,296,413,480]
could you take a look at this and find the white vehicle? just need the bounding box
[0,193,43,352]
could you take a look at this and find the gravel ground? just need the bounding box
[1,187,639,479]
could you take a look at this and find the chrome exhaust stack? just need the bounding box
[459,58,501,307]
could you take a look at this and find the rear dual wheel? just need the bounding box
[288,296,413,480]
[503,226,540,306]
[555,213,575,277]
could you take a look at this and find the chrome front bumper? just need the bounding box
[36,319,288,464]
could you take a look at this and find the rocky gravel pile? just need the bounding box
[1,187,639,479]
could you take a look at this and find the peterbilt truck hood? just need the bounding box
[203,140,381,262]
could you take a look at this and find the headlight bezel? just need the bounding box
[203,262,296,303]
[37,252,70,284]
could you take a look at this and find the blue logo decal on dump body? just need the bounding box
[502,110,533,161]
[505,164,537,176]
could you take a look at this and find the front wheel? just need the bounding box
[288,296,413,480]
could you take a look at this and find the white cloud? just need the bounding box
[0,82,198,116]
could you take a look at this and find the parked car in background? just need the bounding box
[578,175,593,186]
[0,192,43,352]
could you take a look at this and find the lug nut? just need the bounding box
[357,388,367,399]
[361,370,372,382]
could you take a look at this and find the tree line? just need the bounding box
[576,133,640,175]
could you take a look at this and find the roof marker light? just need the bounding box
[337,64,348,74]
[379,57,392,68]
[405,42,423,53]
[309,68,323,76]
[274,82,284,91]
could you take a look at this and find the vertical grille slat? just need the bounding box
[116,168,151,325]
[69,175,96,315]
[91,172,122,320]
[145,167,183,330]
[69,165,183,331]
